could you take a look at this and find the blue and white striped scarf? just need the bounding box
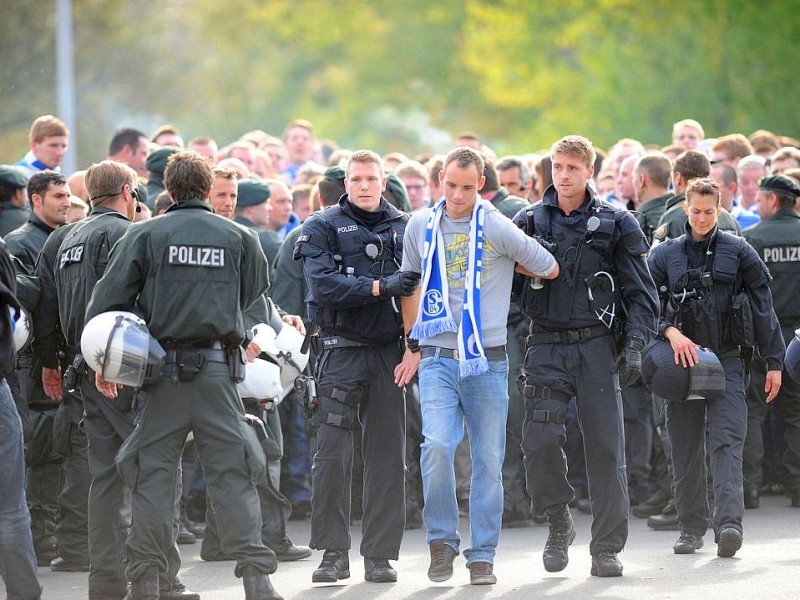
[411,198,487,377]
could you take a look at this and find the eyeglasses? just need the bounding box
[405,184,426,191]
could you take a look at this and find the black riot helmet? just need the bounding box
[641,339,726,402]
[786,329,800,384]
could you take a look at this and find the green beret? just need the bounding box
[237,179,271,207]
[759,174,800,197]
[384,173,411,212]
[146,147,180,175]
[0,165,28,189]
[323,166,346,184]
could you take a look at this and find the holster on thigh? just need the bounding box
[520,378,570,424]
[314,386,359,431]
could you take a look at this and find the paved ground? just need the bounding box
[4,494,799,599]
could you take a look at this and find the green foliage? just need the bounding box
[0,0,797,168]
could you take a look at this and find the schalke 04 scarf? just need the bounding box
[411,198,487,377]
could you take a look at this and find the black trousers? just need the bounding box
[309,342,406,559]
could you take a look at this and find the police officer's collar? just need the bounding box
[88,206,130,221]
[684,220,719,250]
[165,199,214,214]
[28,211,56,234]
[340,195,402,224]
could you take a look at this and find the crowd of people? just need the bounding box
[0,113,799,599]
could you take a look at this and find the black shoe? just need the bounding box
[468,561,497,585]
[759,482,785,496]
[717,527,743,558]
[125,568,159,600]
[160,578,200,600]
[35,548,58,567]
[790,489,800,507]
[647,501,679,531]
[270,537,312,562]
[88,588,127,600]
[311,550,350,583]
[543,506,576,572]
[242,566,283,600]
[673,532,704,554]
[427,540,457,582]
[744,488,759,509]
[364,558,397,583]
[575,498,592,515]
[50,556,90,571]
[288,500,311,521]
[181,515,206,538]
[591,552,623,577]
[177,520,197,545]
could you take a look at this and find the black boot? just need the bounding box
[242,566,283,600]
[542,505,576,572]
[125,568,159,600]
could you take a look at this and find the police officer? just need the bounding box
[0,165,29,237]
[648,177,784,558]
[742,174,800,508]
[85,151,282,600]
[35,160,198,598]
[294,149,419,584]
[513,135,659,577]
[6,170,73,567]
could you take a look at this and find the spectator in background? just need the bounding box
[769,147,800,175]
[282,119,321,185]
[395,160,430,211]
[150,124,184,148]
[188,136,219,162]
[711,134,754,168]
[14,115,69,179]
[671,119,705,150]
[496,156,533,202]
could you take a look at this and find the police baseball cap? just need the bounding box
[146,147,179,175]
[323,166,345,183]
[758,174,800,197]
[0,165,28,189]
[237,179,271,207]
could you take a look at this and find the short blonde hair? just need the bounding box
[29,115,68,143]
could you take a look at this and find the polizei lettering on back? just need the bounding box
[59,244,85,269]
[763,246,800,263]
[167,245,226,267]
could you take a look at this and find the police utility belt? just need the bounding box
[525,323,610,347]
[316,335,400,352]
[160,340,245,384]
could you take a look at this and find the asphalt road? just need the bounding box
[4,494,799,599]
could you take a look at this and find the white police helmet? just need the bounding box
[11,306,32,353]
[80,311,166,387]
[786,328,800,384]
[236,357,282,400]
[251,322,310,388]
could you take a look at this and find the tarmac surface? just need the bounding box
[4,494,799,599]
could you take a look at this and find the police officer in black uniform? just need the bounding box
[6,171,76,567]
[742,174,800,508]
[85,151,282,600]
[648,177,784,558]
[513,135,658,578]
[294,150,419,584]
[0,165,29,237]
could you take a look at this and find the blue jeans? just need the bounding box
[419,350,509,565]
[0,379,42,600]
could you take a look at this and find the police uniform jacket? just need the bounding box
[0,238,20,377]
[294,195,408,345]
[53,208,132,349]
[489,188,528,220]
[637,192,672,244]
[648,224,784,370]
[743,208,800,329]
[0,204,29,238]
[513,184,658,341]
[270,226,306,320]
[31,221,80,368]
[234,214,282,267]
[86,200,269,347]
[4,212,55,274]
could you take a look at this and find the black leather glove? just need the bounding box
[532,235,557,254]
[611,336,644,387]
[379,271,421,298]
